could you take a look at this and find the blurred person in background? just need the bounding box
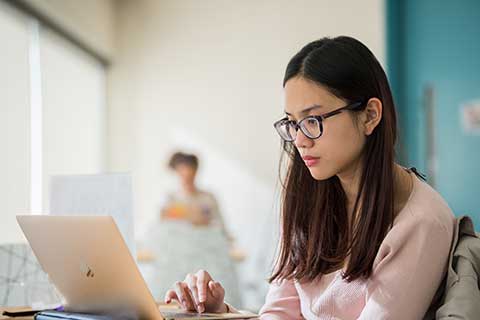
[137,152,242,305]
[161,152,230,236]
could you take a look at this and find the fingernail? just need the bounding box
[198,304,205,313]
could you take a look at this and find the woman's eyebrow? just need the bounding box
[285,104,323,116]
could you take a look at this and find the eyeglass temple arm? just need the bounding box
[321,101,366,119]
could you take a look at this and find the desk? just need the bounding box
[0,303,181,320]
[0,307,33,320]
[1,307,258,320]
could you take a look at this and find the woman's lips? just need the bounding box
[302,156,320,167]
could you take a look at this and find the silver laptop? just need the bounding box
[16,215,257,320]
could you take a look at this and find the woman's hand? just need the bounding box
[164,270,227,314]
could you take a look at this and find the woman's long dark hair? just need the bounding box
[270,36,397,283]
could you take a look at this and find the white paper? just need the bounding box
[461,99,480,134]
[49,173,135,256]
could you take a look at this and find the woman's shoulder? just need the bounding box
[372,174,456,271]
[393,173,456,238]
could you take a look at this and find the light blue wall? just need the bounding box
[387,0,480,227]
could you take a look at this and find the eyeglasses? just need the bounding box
[273,101,365,142]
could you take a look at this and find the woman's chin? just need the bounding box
[308,167,334,181]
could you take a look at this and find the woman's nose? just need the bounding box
[294,128,313,149]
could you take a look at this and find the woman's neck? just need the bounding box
[337,163,413,218]
[392,165,414,215]
[337,161,363,213]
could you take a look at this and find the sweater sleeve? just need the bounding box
[258,279,303,320]
[358,211,453,320]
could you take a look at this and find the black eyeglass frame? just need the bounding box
[273,100,366,142]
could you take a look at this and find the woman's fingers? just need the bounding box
[164,289,177,304]
[196,269,212,304]
[167,270,221,314]
[174,281,196,311]
[208,280,225,299]
[186,274,203,313]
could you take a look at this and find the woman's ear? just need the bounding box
[363,98,382,136]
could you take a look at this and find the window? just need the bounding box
[0,3,31,243]
[0,2,106,243]
[40,28,106,212]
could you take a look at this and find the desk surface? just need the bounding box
[0,307,33,320]
[0,303,180,320]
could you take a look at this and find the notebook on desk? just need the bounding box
[34,310,256,320]
[16,215,257,320]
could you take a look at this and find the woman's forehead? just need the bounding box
[283,77,341,115]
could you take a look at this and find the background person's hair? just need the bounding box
[270,36,398,283]
[168,152,199,171]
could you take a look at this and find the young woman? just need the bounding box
[164,36,455,319]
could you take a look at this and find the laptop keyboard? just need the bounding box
[162,311,218,318]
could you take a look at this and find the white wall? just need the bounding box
[109,0,385,223]
[18,0,115,60]
[108,0,385,308]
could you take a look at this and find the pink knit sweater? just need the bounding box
[259,171,455,319]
